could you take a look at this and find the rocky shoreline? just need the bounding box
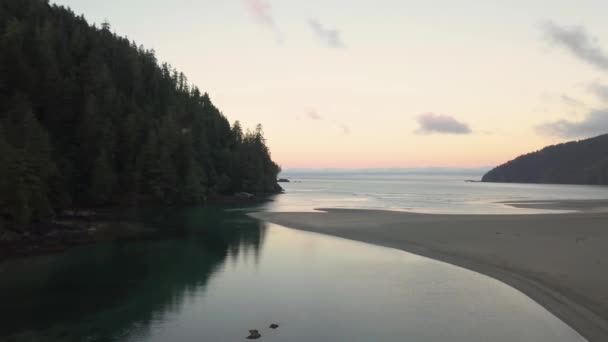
[0,191,282,262]
[0,212,157,261]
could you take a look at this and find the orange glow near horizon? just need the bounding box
[53,0,608,169]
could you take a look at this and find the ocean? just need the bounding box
[264,171,608,213]
[0,171,602,341]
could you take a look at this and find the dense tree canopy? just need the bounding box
[0,0,281,227]
[482,134,608,185]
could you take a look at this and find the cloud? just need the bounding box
[415,113,472,135]
[542,21,608,71]
[336,122,350,135]
[244,0,274,26]
[588,82,608,102]
[306,110,322,120]
[308,18,344,48]
[536,109,608,137]
[244,0,282,43]
[560,94,585,108]
[304,109,350,135]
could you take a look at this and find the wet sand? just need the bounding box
[249,201,608,342]
[499,199,608,213]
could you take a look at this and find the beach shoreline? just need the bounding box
[249,202,608,342]
[499,199,608,213]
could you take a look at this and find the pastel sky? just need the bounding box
[52,0,608,168]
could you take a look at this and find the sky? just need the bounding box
[52,0,608,169]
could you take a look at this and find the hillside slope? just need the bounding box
[482,134,608,185]
[0,0,281,227]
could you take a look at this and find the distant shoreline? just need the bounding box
[249,201,608,342]
[499,199,608,213]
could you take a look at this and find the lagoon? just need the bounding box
[0,207,585,342]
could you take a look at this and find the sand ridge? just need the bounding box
[249,204,608,342]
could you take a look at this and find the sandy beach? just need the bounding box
[249,201,608,342]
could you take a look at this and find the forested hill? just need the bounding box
[482,134,608,185]
[0,0,281,226]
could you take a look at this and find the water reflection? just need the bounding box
[0,208,266,342]
[0,207,586,342]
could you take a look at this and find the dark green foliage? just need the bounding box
[90,150,115,205]
[0,0,281,225]
[482,134,608,185]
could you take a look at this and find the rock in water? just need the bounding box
[269,324,279,329]
[246,330,261,339]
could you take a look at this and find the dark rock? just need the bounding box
[277,178,290,183]
[269,323,279,329]
[246,330,261,339]
[0,227,21,242]
[234,192,255,200]
[59,210,97,218]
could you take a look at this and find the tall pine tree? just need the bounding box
[0,0,282,228]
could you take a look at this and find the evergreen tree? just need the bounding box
[483,134,608,185]
[0,127,13,219]
[90,150,115,205]
[231,120,243,145]
[0,0,282,229]
[24,109,55,220]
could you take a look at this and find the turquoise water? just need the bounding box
[266,172,608,213]
[1,173,603,341]
[0,206,586,342]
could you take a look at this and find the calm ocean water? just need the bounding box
[0,172,602,341]
[264,172,608,213]
[0,209,585,342]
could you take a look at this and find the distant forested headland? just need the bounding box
[482,134,608,185]
[0,0,281,228]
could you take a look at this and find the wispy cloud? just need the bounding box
[588,82,608,103]
[336,122,350,135]
[538,22,608,138]
[542,21,608,72]
[244,0,282,43]
[304,109,350,135]
[306,110,322,120]
[308,18,344,48]
[244,0,273,26]
[415,113,472,135]
[560,94,585,108]
[537,109,608,137]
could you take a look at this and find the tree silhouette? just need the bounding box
[0,0,281,228]
[483,134,608,185]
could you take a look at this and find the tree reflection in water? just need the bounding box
[0,207,266,342]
